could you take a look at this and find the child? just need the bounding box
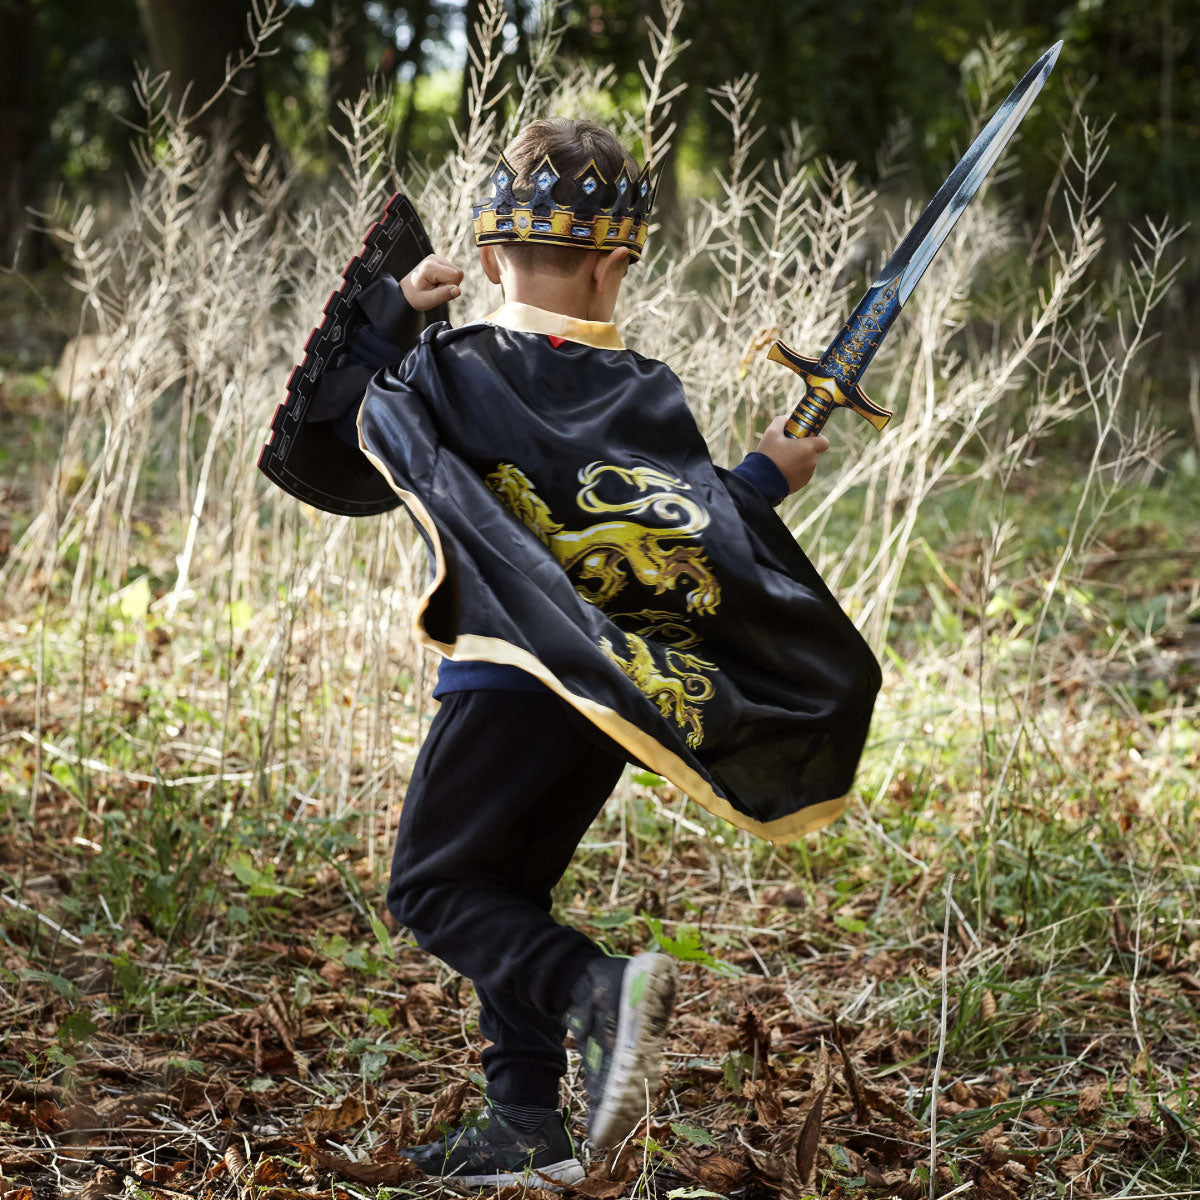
[315,118,879,1188]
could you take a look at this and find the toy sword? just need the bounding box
[772,41,1062,438]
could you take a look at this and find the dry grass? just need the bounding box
[1,3,1198,1198]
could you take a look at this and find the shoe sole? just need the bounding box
[588,952,677,1148]
[455,1157,586,1190]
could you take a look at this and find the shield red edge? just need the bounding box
[257,192,447,517]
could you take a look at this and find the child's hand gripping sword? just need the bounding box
[772,42,1062,439]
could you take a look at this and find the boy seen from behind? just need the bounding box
[310,117,878,1188]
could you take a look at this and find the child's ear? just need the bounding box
[479,245,502,285]
[592,246,630,290]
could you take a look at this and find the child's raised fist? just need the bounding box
[401,254,464,311]
[755,415,830,494]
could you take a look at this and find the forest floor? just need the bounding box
[2,353,1200,1200]
[1,712,1199,1200]
[3,594,1200,1199]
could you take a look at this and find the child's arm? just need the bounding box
[327,254,464,450]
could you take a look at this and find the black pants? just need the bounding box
[387,689,628,1107]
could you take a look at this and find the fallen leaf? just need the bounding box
[30,1099,63,1132]
[1126,1115,1166,1147]
[94,1091,171,1125]
[1154,1098,1196,1149]
[306,1147,423,1186]
[257,1189,336,1200]
[981,989,998,1023]
[301,1094,366,1133]
[389,1103,415,1144]
[736,1004,773,1075]
[78,1168,121,1200]
[568,1142,638,1196]
[257,991,298,1055]
[417,1080,469,1142]
[567,1177,631,1198]
[1076,1085,1103,1124]
[1024,1106,1056,1128]
[743,1077,783,1125]
[1057,1152,1092,1192]
[224,1142,252,1200]
[977,1168,1022,1199]
[674,1150,746,1192]
[740,1139,783,1183]
[319,959,347,986]
[404,981,444,1032]
[781,1081,826,1198]
[251,1158,290,1187]
[696,1153,746,1192]
[860,1081,917,1124]
[833,1023,868,1123]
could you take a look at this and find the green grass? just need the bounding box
[2,450,1198,1197]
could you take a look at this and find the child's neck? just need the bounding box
[500,279,616,324]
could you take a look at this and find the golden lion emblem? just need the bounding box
[484,461,721,615]
[484,460,723,748]
[599,631,716,749]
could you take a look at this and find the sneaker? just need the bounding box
[567,952,677,1148]
[396,1104,584,1190]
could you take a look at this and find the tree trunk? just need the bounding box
[326,0,370,153]
[1159,0,1175,207]
[458,0,485,134]
[0,0,38,266]
[509,0,529,82]
[397,0,433,156]
[134,0,276,174]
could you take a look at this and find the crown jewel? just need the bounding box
[472,152,657,260]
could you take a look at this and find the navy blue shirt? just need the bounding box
[338,320,789,696]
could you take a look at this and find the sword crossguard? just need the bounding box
[769,341,893,438]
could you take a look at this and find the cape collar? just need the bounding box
[484,301,625,351]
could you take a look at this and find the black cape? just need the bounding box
[353,303,880,843]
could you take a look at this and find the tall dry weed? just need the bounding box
[1,5,1182,846]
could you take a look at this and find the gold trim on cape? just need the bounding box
[485,301,626,351]
[357,405,847,845]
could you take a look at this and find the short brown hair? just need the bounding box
[497,118,640,277]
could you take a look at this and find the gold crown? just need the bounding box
[472,153,656,260]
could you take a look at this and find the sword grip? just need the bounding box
[784,381,834,439]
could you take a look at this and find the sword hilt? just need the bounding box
[768,341,893,439]
[784,381,837,439]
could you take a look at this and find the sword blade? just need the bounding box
[886,40,1062,305]
[773,41,1062,439]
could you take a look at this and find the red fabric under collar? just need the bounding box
[547,335,566,348]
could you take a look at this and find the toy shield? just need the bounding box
[257,192,448,516]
